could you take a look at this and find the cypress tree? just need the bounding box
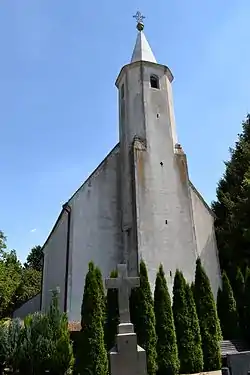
[234,267,245,333]
[104,269,119,351]
[80,261,108,375]
[217,271,239,339]
[190,281,195,297]
[95,266,106,326]
[185,283,203,373]
[172,270,195,374]
[194,258,221,371]
[154,264,179,375]
[130,260,157,375]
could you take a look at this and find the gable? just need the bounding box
[41,143,120,255]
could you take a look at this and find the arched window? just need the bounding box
[150,75,159,89]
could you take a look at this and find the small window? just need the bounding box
[150,75,159,89]
[121,84,125,99]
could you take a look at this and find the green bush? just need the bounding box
[154,264,179,375]
[217,271,239,339]
[130,260,157,375]
[104,269,119,351]
[17,291,74,375]
[5,318,23,373]
[18,312,54,374]
[0,292,74,375]
[194,258,221,371]
[79,261,108,375]
[0,320,9,372]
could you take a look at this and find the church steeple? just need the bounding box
[131,12,157,63]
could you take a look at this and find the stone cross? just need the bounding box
[105,264,140,323]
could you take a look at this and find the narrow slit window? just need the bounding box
[121,84,125,99]
[150,75,159,89]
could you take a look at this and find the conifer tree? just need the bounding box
[212,114,250,274]
[244,267,250,341]
[130,260,157,375]
[47,291,75,375]
[104,269,119,351]
[95,266,106,326]
[234,267,245,333]
[154,264,179,375]
[194,258,221,371]
[79,261,108,375]
[185,283,203,373]
[173,270,200,374]
[217,271,239,339]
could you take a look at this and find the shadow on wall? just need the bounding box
[199,233,221,298]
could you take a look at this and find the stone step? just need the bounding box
[221,340,250,357]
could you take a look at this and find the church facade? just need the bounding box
[15,21,221,323]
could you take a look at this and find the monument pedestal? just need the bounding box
[109,323,147,375]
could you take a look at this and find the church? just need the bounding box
[14,15,221,324]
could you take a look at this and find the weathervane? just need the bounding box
[133,11,145,31]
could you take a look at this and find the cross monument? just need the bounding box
[105,263,147,375]
[105,263,140,324]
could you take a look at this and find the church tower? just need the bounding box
[116,13,220,294]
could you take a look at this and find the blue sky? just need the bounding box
[1,0,250,262]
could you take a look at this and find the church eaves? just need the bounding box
[131,12,157,64]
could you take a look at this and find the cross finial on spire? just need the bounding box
[133,11,145,31]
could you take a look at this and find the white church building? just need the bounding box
[14,17,221,324]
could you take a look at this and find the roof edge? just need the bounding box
[68,142,120,204]
[189,181,215,218]
[41,143,120,254]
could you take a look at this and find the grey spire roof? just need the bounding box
[131,30,157,63]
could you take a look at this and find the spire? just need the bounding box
[131,12,157,64]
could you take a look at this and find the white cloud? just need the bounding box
[30,228,37,233]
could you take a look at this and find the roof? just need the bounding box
[131,30,157,63]
[68,321,81,332]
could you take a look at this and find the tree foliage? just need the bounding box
[154,264,179,375]
[173,270,203,374]
[79,261,108,375]
[185,283,203,372]
[24,245,43,272]
[95,266,106,327]
[234,267,245,333]
[212,114,250,274]
[0,231,6,253]
[244,267,250,341]
[0,231,42,319]
[130,260,157,375]
[194,258,221,371]
[217,271,239,339]
[0,249,22,318]
[0,292,74,374]
[104,269,119,351]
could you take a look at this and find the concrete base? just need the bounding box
[109,323,147,375]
